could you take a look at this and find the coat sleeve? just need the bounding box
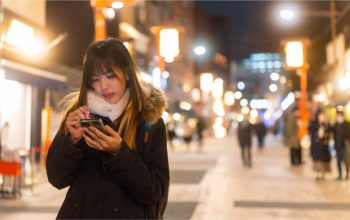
[46,132,85,189]
[104,118,170,205]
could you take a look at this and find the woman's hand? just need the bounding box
[82,125,123,154]
[66,105,90,144]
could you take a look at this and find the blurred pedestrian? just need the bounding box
[46,38,169,219]
[182,119,194,151]
[254,118,267,150]
[344,121,350,173]
[196,116,206,151]
[284,106,302,166]
[237,116,253,167]
[309,110,331,181]
[272,119,280,136]
[167,120,176,150]
[330,110,349,180]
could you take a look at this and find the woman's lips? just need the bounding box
[102,93,114,99]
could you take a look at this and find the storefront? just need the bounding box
[0,59,67,160]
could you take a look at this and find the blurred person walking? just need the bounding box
[195,116,206,151]
[166,120,176,150]
[182,119,194,151]
[254,118,267,150]
[46,38,169,219]
[309,110,331,181]
[284,107,302,166]
[237,116,253,167]
[331,110,350,180]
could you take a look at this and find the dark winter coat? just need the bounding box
[237,119,253,148]
[330,122,347,150]
[308,120,331,162]
[46,85,169,219]
[254,122,267,138]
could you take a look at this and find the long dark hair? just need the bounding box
[59,38,147,149]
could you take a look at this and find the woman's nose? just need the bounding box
[100,76,109,89]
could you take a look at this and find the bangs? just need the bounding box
[84,52,113,88]
[87,55,112,77]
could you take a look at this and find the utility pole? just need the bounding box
[90,0,136,41]
[91,0,108,40]
[330,0,339,81]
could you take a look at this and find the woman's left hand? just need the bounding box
[82,125,123,154]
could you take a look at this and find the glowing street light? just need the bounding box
[213,100,225,117]
[237,81,245,90]
[240,98,248,107]
[112,1,124,9]
[5,19,45,57]
[173,113,181,121]
[338,73,350,91]
[200,73,214,94]
[159,28,180,62]
[280,9,295,20]
[212,78,224,99]
[224,91,235,106]
[191,88,201,102]
[234,91,242,99]
[280,75,287,84]
[162,71,170,79]
[241,106,250,115]
[270,72,280,81]
[151,26,184,72]
[103,8,116,20]
[213,117,226,138]
[194,46,206,56]
[285,41,304,68]
[180,101,192,111]
[237,114,244,122]
[269,83,278,92]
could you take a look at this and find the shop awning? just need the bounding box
[1,59,68,90]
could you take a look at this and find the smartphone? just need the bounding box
[80,118,106,134]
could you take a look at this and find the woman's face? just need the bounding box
[91,67,128,104]
[318,113,325,123]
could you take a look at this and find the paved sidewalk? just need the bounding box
[1,134,350,220]
[186,134,350,220]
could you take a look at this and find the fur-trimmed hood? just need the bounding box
[141,83,167,125]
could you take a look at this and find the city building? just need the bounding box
[0,0,81,160]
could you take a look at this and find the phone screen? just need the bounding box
[80,118,106,133]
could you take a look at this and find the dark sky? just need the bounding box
[198,1,346,59]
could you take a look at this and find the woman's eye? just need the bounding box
[106,72,117,78]
[91,77,99,82]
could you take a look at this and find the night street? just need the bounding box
[1,134,350,220]
[1,1,350,219]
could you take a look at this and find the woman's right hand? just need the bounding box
[65,105,90,144]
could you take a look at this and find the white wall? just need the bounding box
[0,79,31,150]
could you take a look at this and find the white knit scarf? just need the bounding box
[87,89,130,122]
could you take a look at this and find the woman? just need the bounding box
[309,110,331,181]
[46,38,169,219]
